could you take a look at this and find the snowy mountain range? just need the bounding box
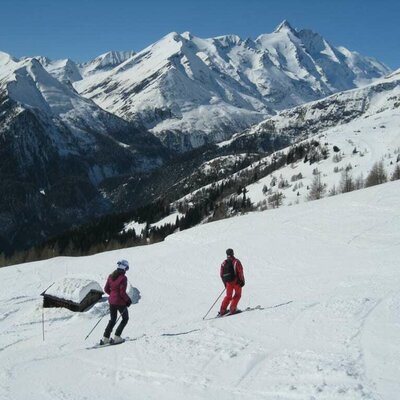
[70,20,390,151]
[105,68,400,226]
[0,21,396,254]
[226,67,400,151]
[17,21,390,152]
[221,70,400,209]
[0,51,168,253]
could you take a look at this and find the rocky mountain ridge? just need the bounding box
[71,21,390,151]
[0,51,168,253]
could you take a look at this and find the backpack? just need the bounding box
[222,258,236,283]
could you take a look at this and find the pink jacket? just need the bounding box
[104,273,130,306]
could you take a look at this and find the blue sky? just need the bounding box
[0,0,399,68]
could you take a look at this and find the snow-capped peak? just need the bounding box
[274,19,297,34]
[0,51,19,68]
[213,34,243,46]
[181,31,193,41]
[80,50,135,76]
[0,55,134,138]
[11,20,390,152]
[70,24,392,152]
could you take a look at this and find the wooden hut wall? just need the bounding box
[43,290,103,312]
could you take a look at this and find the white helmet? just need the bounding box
[117,259,130,271]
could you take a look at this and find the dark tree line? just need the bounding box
[1,140,325,267]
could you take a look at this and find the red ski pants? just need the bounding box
[220,281,242,313]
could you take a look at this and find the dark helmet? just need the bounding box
[226,248,234,256]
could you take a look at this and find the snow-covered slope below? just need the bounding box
[74,21,390,151]
[1,181,399,399]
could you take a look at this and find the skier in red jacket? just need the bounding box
[218,248,245,316]
[100,260,132,345]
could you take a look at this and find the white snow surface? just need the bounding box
[1,181,399,399]
[45,277,103,304]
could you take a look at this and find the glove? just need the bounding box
[126,298,132,307]
[238,279,245,287]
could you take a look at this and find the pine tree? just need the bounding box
[339,169,355,193]
[329,185,337,196]
[0,252,6,268]
[354,173,365,190]
[268,192,284,208]
[307,173,326,200]
[365,161,388,187]
[391,164,400,181]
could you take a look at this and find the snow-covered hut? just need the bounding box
[42,278,103,312]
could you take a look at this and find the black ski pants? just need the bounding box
[103,304,129,338]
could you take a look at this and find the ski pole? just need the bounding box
[84,307,128,340]
[84,313,107,340]
[202,288,225,320]
[42,306,45,341]
[40,282,55,342]
[114,307,128,325]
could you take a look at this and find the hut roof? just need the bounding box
[45,277,102,304]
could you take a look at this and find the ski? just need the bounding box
[86,334,146,350]
[226,305,264,316]
[87,339,125,350]
[211,305,264,319]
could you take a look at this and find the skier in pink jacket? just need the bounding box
[100,260,132,345]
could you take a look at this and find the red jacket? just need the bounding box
[104,273,130,306]
[220,256,245,284]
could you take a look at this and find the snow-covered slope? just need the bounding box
[29,51,136,84]
[1,54,124,137]
[0,181,399,399]
[131,70,399,228]
[234,68,400,144]
[79,50,136,77]
[244,105,400,208]
[74,21,390,151]
[222,71,400,208]
[31,56,83,84]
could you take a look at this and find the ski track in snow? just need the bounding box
[1,182,400,399]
